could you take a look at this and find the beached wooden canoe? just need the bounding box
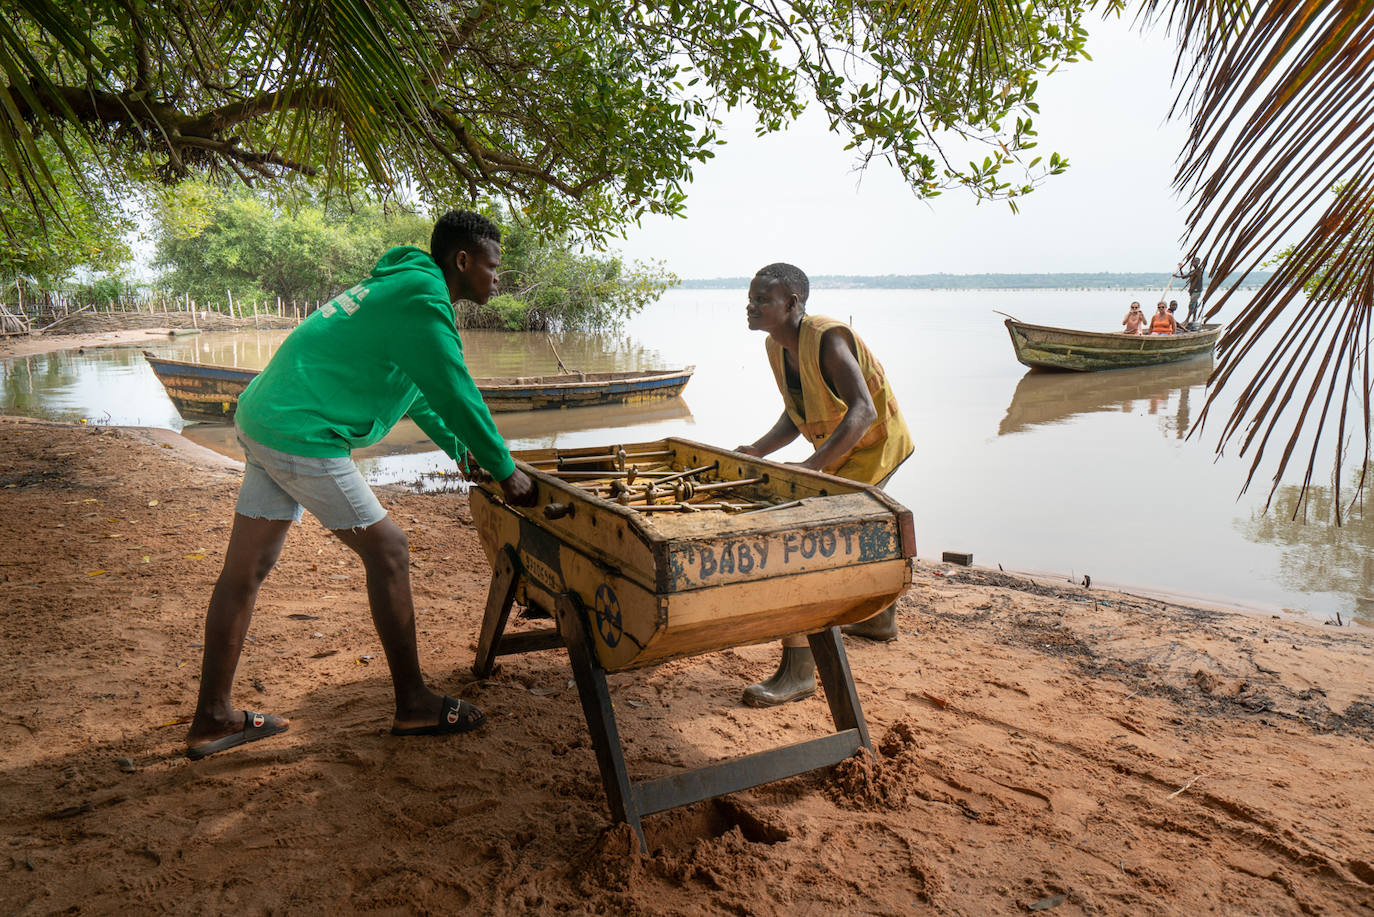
[1004,318,1223,372]
[141,351,694,421]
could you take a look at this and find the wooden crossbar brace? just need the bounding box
[471,546,872,850]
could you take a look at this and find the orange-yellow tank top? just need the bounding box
[765,314,914,485]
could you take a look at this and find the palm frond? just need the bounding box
[1155,0,1374,513]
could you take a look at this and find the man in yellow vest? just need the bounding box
[736,262,914,706]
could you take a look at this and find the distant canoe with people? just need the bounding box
[142,351,694,422]
[1002,318,1223,372]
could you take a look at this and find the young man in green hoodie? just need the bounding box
[185,210,536,760]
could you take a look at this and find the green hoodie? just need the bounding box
[236,246,516,481]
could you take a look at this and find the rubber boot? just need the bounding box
[742,646,816,707]
[841,604,898,642]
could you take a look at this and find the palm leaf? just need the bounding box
[1155,0,1374,514]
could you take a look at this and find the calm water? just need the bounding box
[3,289,1371,625]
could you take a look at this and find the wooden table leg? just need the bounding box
[473,545,520,678]
[553,592,645,850]
[808,626,872,750]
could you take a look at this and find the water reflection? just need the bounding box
[998,357,1213,437]
[1238,468,1374,626]
[142,328,677,379]
[1,347,182,427]
[4,328,696,490]
[181,397,695,463]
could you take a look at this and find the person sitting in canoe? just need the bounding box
[1168,301,1184,329]
[735,262,914,707]
[1147,301,1177,334]
[1122,301,1147,334]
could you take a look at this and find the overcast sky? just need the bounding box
[612,13,1196,280]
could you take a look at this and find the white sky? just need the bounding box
[612,13,1195,280]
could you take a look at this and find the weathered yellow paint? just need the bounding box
[469,437,916,672]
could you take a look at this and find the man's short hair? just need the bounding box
[755,263,809,307]
[431,210,501,267]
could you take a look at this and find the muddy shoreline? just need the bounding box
[2,415,1372,914]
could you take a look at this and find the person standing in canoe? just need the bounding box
[1175,256,1206,329]
[735,262,914,707]
[185,209,536,760]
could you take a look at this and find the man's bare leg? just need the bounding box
[188,514,293,749]
[332,516,482,731]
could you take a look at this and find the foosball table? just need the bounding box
[468,437,916,847]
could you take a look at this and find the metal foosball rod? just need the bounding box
[651,461,719,488]
[546,449,676,467]
[545,468,678,480]
[586,477,669,497]
[692,476,765,492]
[524,444,625,468]
[595,463,725,505]
[631,501,769,513]
[624,474,752,506]
[739,498,808,514]
[672,477,765,502]
[544,460,714,485]
[571,482,663,500]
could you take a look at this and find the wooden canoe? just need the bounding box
[142,351,694,422]
[1004,318,1223,372]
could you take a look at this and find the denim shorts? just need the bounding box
[235,428,386,531]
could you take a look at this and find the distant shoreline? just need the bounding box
[677,272,1272,292]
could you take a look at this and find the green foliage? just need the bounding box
[469,210,678,332]
[151,181,429,306]
[0,135,132,285]
[71,274,137,308]
[152,188,672,330]
[1262,185,1374,298]
[479,294,532,331]
[3,0,1089,244]
[453,205,679,332]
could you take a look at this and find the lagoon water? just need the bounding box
[3,287,1370,624]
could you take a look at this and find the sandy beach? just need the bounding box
[1,411,1371,915]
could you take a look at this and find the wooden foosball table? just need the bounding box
[469,437,915,847]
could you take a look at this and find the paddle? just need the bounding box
[547,336,573,374]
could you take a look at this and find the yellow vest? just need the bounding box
[766,314,914,485]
